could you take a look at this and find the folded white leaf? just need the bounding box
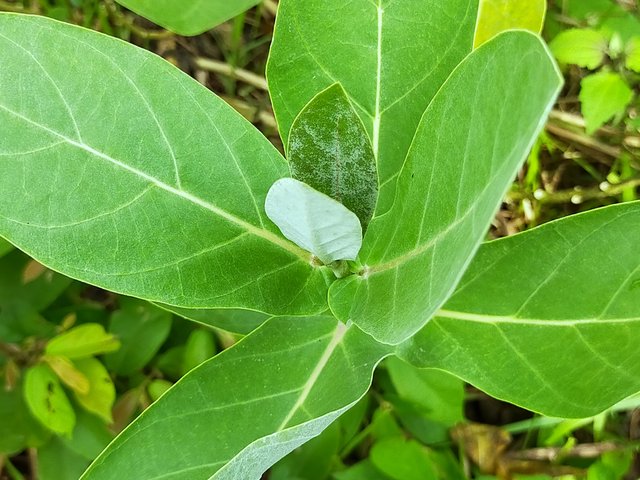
[265,178,362,265]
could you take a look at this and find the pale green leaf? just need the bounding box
[399,202,640,418]
[329,32,562,345]
[0,14,330,317]
[334,461,392,480]
[267,0,478,214]
[82,316,390,480]
[114,0,261,36]
[289,83,377,228]
[73,358,116,424]
[625,37,640,72]
[46,323,121,360]
[0,377,50,454]
[265,178,363,265]
[550,28,608,69]
[580,71,634,134]
[474,0,547,48]
[104,299,172,376]
[24,364,76,435]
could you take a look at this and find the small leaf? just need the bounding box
[580,71,634,134]
[104,299,172,376]
[43,355,90,395]
[181,329,217,375]
[23,364,76,435]
[550,29,608,69]
[370,438,437,480]
[265,178,363,265]
[72,358,116,424]
[288,83,377,228]
[625,37,640,73]
[147,380,173,402]
[474,0,547,48]
[0,237,14,258]
[0,377,50,454]
[46,324,121,360]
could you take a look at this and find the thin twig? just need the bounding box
[507,177,640,204]
[545,123,621,158]
[263,0,278,16]
[194,57,268,90]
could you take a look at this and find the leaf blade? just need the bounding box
[0,14,329,316]
[399,202,640,417]
[81,316,390,479]
[267,0,479,214]
[329,32,563,344]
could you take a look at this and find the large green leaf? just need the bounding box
[114,0,261,36]
[399,202,640,418]
[0,14,330,317]
[329,32,563,345]
[82,316,389,479]
[267,0,478,214]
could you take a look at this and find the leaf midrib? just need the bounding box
[0,103,311,262]
[436,309,640,326]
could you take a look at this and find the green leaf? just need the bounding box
[156,304,269,335]
[0,251,71,343]
[474,0,547,48]
[82,316,390,479]
[24,364,76,435]
[550,29,608,69]
[0,378,50,454]
[104,299,172,376]
[288,83,377,228]
[399,202,640,418]
[386,357,464,427]
[147,379,173,402]
[265,178,363,265]
[625,37,640,72]
[72,358,116,424]
[114,0,261,36]
[0,14,330,317]
[38,410,113,480]
[44,355,91,394]
[39,437,93,480]
[329,32,562,345]
[370,438,437,480]
[181,328,217,375]
[46,323,121,360]
[0,236,13,257]
[334,461,393,480]
[580,71,634,134]
[267,0,478,214]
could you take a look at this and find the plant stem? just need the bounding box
[508,177,640,205]
[194,57,268,90]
